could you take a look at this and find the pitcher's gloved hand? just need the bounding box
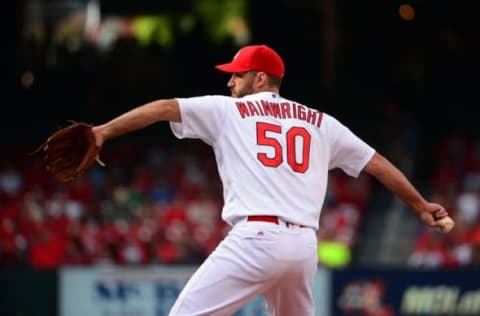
[33,122,105,182]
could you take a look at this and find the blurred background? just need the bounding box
[1,0,479,315]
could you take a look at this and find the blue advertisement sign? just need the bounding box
[60,266,269,316]
[60,266,331,316]
[332,268,480,316]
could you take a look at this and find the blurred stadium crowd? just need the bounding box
[2,129,480,269]
[0,141,226,268]
[408,132,480,268]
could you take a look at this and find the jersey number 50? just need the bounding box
[256,122,311,173]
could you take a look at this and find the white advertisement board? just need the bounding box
[59,265,329,316]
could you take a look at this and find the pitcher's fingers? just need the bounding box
[433,209,448,219]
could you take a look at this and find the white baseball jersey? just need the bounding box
[170,91,375,229]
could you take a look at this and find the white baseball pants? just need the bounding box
[168,219,318,316]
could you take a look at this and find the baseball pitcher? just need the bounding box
[38,44,453,315]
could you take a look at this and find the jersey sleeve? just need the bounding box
[327,115,376,177]
[170,95,229,145]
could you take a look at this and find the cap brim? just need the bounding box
[215,63,249,74]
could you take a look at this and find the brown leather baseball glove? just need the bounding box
[34,122,105,182]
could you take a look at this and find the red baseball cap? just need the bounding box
[215,44,285,79]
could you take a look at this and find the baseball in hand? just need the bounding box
[436,216,455,233]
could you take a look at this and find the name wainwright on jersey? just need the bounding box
[235,99,324,128]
